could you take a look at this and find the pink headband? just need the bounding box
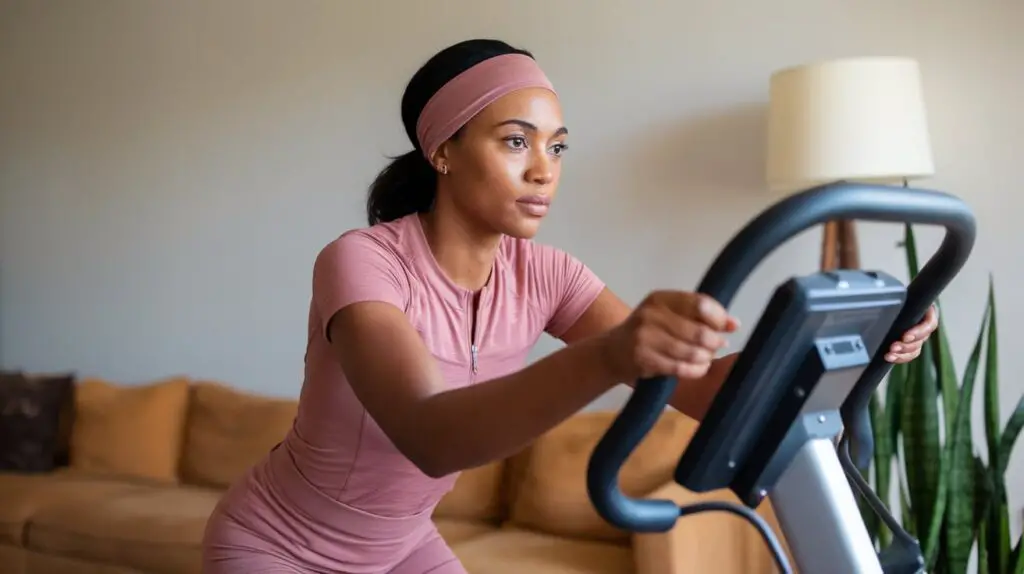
[415,53,557,161]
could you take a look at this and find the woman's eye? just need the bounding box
[550,143,569,156]
[505,136,527,149]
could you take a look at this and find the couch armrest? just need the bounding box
[631,480,794,574]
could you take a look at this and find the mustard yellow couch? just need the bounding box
[0,375,791,573]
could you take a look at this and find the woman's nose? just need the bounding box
[525,152,554,185]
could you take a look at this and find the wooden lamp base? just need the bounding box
[820,220,860,271]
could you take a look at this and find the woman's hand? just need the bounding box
[602,290,741,381]
[884,304,940,364]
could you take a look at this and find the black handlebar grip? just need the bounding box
[586,375,681,532]
[587,182,976,532]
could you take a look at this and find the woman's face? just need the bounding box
[433,87,568,239]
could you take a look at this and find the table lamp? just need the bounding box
[765,56,935,270]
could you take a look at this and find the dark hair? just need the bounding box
[365,39,535,226]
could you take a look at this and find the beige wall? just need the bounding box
[1,0,1020,530]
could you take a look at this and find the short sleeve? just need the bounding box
[532,243,606,337]
[312,231,409,342]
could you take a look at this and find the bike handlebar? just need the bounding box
[586,182,977,532]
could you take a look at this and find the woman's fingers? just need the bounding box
[640,313,721,378]
[641,306,725,353]
[676,293,737,333]
[650,294,734,347]
[667,315,729,352]
[902,304,939,343]
[886,349,922,363]
[632,344,690,379]
[621,290,741,381]
[885,337,925,362]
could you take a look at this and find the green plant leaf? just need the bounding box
[997,394,1024,476]
[942,302,989,574]
[901,341,943,563]
[1012,533,1023,574]
[903,223,922,279]
[931,312,959,437]
[980,277,1010,573]
[921,314,961,571]
[887,362,907,455]
[996,393,1024,571]
[923,436,950,570]
[994,503,1012,574]
[978,518,989,574]
[984,276,1001,471]
[973,456,1000,574]
[899,472,915,538]
[973,455,991,531]
[881,362,906,548]
[867,389,892,548]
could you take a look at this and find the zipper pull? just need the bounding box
[471,344,478,374]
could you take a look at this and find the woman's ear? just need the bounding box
[431,143,452,175]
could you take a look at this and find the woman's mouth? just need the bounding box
[516,195,551,217]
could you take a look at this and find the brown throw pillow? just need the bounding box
[0,371,76,472]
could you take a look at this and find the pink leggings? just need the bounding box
[202,521,467,573]
[202,447,467,573]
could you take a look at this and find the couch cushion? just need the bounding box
[0,542,27,574]
[179,381,297,489]
[453,526,634,574]
[70,377,191,483]
[508,409,698,543]
[26,482,219,574]
[435,518,497,546]
[0,472,140,546]
[433,460,507,523]
[25,548,146,574]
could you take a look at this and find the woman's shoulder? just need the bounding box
[317,214,420,268]
[310,216,419,317]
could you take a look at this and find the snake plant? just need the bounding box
[856,224,1024,574]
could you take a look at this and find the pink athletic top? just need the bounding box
[280,212,605,518]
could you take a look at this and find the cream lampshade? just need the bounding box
[764,56,936,270]
[766,56,936,195]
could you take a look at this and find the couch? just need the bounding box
[0,372,792,573]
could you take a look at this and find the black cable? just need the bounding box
[676,500,793,574]
[837,433,917,546]
[837,433,926,573]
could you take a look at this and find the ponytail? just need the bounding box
[366,150,437,226]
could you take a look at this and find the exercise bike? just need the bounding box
[586,182,976,574]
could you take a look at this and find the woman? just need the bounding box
[201,38,938,574]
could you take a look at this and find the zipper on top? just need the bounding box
[469,291,481,375]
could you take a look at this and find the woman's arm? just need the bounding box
[328,300,621,478]
[315,233,626,478]
[559,287,738,421]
